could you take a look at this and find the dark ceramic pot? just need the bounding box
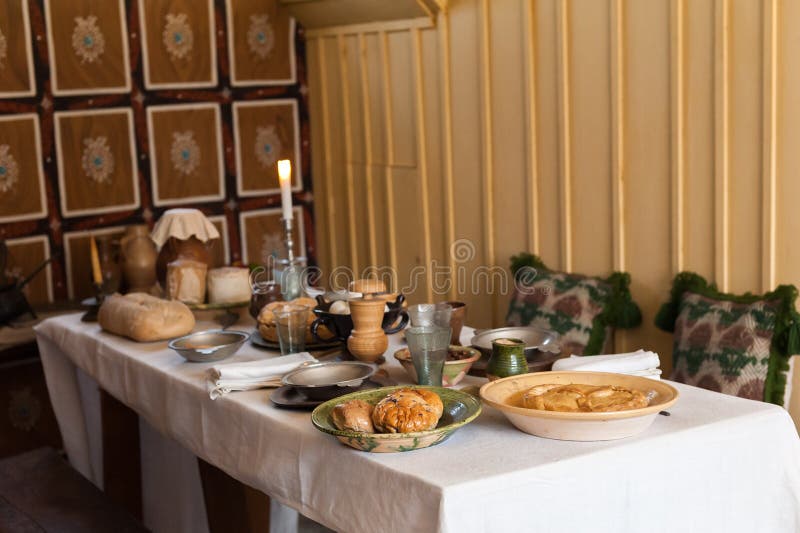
[311,294,409,343]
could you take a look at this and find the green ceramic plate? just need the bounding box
[311,385,481,452]
[185,300,250,310]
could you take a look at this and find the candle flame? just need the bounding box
[278,159,291,181]
[89,235,102,285]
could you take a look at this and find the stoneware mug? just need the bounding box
[486,337,528,381]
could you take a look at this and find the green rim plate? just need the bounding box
[186,300,250,310]
[311,385,482,443]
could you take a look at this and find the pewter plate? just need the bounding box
[250,330,340,351]
[469,326,561,376]
[282,361,377,401]
[282,361,375,388]
[470,326,561,355]
[270,380,381,410]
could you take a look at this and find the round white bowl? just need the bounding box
[479,371,679,441]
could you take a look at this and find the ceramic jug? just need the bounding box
[120,225,157,293]
[347,297,389,363]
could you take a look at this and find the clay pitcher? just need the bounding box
[347,297,389,363]
[120,225,157,293]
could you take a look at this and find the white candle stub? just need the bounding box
[277,159,293,221]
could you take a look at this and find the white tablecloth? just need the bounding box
[36,313,800,533]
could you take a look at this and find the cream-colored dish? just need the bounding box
[479,371,679,441]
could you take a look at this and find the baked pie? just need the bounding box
[522,383,649,413]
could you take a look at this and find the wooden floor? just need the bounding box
[0,448,146,532]
[299,514,335,533]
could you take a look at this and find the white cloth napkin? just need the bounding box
[150,208,220,248]
[207,352,316,399]
[552,349,661,380]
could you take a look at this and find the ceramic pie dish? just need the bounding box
[311,386,481,452]
[479,371,679,441]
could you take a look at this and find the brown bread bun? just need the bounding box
[371,388,443,433]
[256,297,330,343]
[332,399,375,433]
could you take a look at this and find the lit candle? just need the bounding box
[277,159,293,221]
[89,235,102,285]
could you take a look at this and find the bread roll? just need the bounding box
[256,297,329,343]
[371,388,443,433]
[98,293,195,342]
[167,259,207,304]
[329,300,350,315]
[332,399,374,433]
[207,267,251,304]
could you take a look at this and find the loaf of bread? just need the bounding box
[98,293,195,342]
[207,267,251,304]
[167,259,207,304]
[371,388,444,433]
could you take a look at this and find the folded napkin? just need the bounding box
[552,349,661,380]
[207,352,316,399]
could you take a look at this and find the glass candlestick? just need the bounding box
[274,216,306,301]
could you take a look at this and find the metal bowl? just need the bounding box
[168,330,250,363]
[282,361,376,401]
[470,326,561,360]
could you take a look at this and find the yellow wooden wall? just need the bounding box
[306,0,796,377]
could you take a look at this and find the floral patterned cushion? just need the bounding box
[506,254,642,356]
[656,272,800,406]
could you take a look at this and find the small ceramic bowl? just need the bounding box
[479,371,679,441]
[394,345,481,387]
[311,385,482,452]
[168,330,249,362]
[281,361,376,401]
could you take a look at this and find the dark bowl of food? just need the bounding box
[281,361,376,401]
[393,345,481,387]
[310,294,408,343]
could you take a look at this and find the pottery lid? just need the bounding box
[350,278,387,294]
[151,208,220,248]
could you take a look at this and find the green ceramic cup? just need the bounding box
[486,337,528,381]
